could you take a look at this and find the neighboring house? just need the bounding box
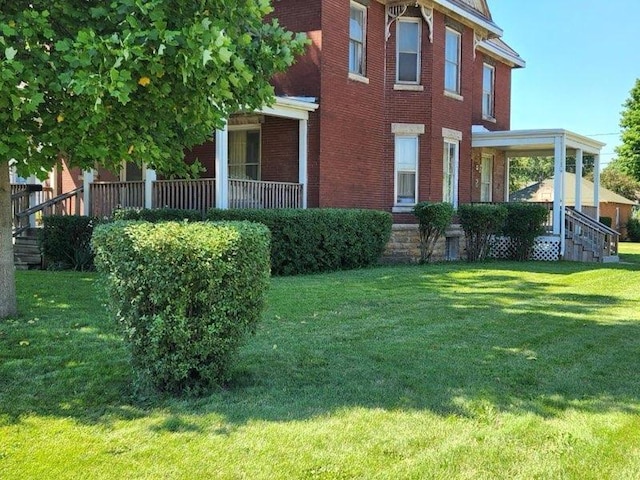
[43,0,615,261]
[511,173,638,239]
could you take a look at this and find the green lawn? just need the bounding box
[1,255,640,479]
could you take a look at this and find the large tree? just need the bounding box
[0,1,307,318]
[616,78,640,181]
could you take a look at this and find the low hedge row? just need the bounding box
[206,208,393,275]
[92,220,271,393]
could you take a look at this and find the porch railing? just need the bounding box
[153,178,216,213]
[229,179,302,209]
[90,181,145,218]
[12,187,83,237]
[565,207,619,260]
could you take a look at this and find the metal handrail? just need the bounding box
[13,187,84,237]
[565,207,619,236]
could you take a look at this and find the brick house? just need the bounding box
[48,0,616,262]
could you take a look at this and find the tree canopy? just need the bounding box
[616,78,640,182]
[0,0,308,318]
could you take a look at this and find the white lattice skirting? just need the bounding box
[489,235,561,262]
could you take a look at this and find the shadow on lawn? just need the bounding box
[1,263,639,429]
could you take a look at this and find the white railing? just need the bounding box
[153,179,216,213]
[90,181,145,218]
[229,179,302,209]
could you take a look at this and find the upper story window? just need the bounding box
[482,63,495,119]
[396,19,421,84]
[349,2,366,76]
[444,27,461,94]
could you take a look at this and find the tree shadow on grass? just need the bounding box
[1,264,639,431]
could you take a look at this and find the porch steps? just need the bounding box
[13,229,42,270]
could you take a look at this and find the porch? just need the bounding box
[472,128,619,262]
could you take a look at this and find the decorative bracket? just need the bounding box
[385,4,408,40]
[420,6,434,43]
[473,31,482,59]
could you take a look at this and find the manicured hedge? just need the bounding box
[458,204,507,262]
[413,202,454,263]
[113,208,203,222]
[501,203,549,260]
[40,215,100,270]
[206,208,393,275]
[92,220,271,394]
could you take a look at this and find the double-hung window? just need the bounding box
[444,27,461,94]
[395,136,419,205]
[228,128,261,180]
[396,19,421,84]
[482,63,495,119]
[480,154,493,202]
[349,2,366,76]
[443,139,459,207]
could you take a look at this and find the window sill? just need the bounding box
[348,72,370,84]
[482,115,497,123]
[394,84,424,91]
[392,205,416,213]
[444,90,464,101]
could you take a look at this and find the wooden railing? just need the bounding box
[90,181,145,218]
[565,207,619,260]
[229,179,302,209]
[12,187,83,237]
[153,179,215,213]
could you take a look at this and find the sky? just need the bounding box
[488,0,640,169]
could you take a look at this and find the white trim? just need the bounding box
[348,72,370,84]
[299,119,308,209]
[444,90,464,101]
[442,127,462,141]
[394,84,424,91]
[433,0,503,37]
[478,40,526,68]
[396,17,421,85]
[392,123,425,135]
[215,123,229,209]
[258,97,318,121]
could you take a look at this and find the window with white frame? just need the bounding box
[228,128,261,180]
[482,63,495,119]
[444,27,461,94]
[395,136,419,205]
[349,2,366,76]
[480,154,493,202]
[397,19,421,84]
[443,139,459,207]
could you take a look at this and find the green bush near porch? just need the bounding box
[40,215,101,271]
[112,207,203,222]
[92,220,271,394]
[206,208,393,275]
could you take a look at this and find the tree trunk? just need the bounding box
[0,164,17,318]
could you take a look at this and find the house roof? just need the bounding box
[511,172,637,206]
[478,37,526,68]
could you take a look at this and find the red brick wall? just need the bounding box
[472,54,512,131]
[261,116,299,183]
[184,140,215,178]
[317,0,387,209]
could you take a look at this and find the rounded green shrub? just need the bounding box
[206,208,392,275]
[40,215,100,270]
[458,204,508,262]
[502,203,549,260]
[627,212,640,242]
[92,220,271,394]
[413,202,454,263]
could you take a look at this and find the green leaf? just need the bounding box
[202,49,213,66]
[4,46,17,60]
[218,47,232,63]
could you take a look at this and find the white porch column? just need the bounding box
[298,118,308,209]
[575,148,583,213]
[593,153,601,220]
[82,169,94,216]
[553,134,567,256]
[215,122,229,209]
[504,155,511,202]
[144,168,156,209]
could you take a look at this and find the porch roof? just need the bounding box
[471,128,606,156]
[258,96,319,121]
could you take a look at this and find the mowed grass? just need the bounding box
[1,253,640,479]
